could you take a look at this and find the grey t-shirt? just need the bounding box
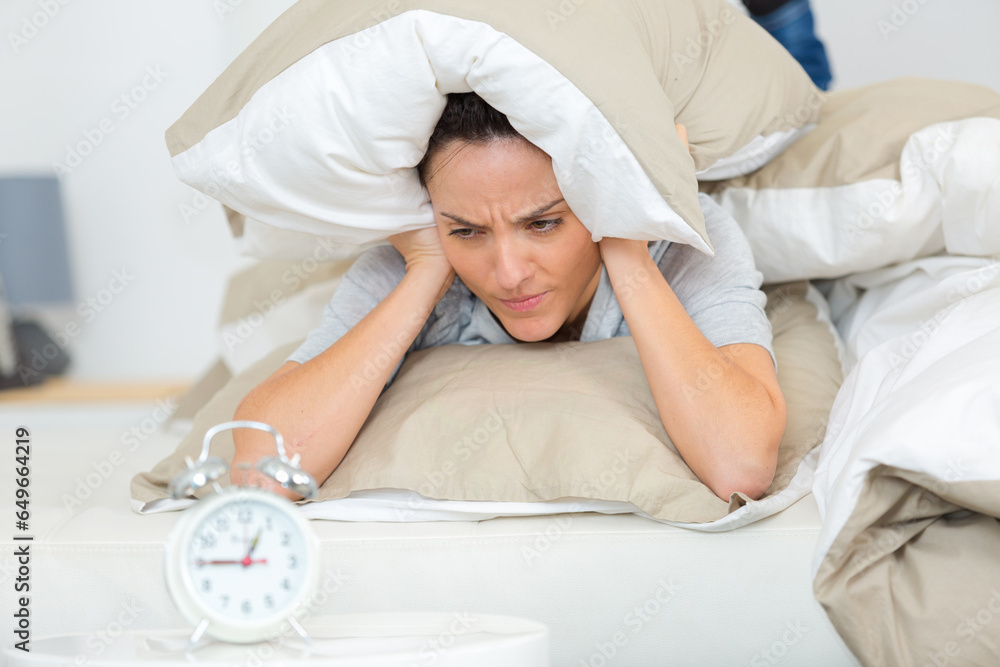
[286,193,775,392]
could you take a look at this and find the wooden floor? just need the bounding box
[0,376,190,403]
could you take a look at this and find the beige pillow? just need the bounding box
[133,281,843,524]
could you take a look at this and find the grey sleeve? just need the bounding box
[660,194,776,371]
[284,244,412,391]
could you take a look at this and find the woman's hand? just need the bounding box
[599,237,650,266]
[388,225,456,300]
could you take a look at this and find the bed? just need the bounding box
[0,401,860,665]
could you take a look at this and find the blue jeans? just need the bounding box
[749,0,833,90]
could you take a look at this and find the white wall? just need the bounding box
[812,0,1000,94]
[0,0,995,382]
[0,0,295,382]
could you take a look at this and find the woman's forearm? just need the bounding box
[230,265,453,500]
[602,250,783,501]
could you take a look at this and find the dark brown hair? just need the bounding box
[416,92,534,188]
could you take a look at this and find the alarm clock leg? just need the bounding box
[289,615,313,646]
[185,617,211,653]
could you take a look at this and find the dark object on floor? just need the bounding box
[0,319,71,389]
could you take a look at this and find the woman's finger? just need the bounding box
[675,123,689,152]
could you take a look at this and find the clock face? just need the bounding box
[164,487,320,642]
[183,497,310,622]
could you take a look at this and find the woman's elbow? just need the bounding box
[706,459,775,502]
[708,397,786,502]
[709,462,776,502]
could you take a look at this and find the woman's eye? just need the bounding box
[529,219,562,233]
[448,218,562,241]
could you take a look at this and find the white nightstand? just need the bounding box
[2,612,550,666]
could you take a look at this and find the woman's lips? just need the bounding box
[500,291,548,312]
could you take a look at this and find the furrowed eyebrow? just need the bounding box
[440,198,565,230]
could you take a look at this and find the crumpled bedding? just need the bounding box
[810,254,1000,666]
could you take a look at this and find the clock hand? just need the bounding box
[195,558,268,566]
[246,529,262,558]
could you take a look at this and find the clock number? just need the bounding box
[199,532,216,549]
[264,594,274,608]
[220,595,229,608]
[241,600,252,615]
[238,506,253,523]
[281,532,290,547]
[214,516,229,531]
[288,554,297,569]
[202,579,211,592]
[282,578,291,590]
[265,516,273,531]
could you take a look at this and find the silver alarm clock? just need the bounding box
[163,420,321,648]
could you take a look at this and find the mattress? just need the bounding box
[0,401,860,666]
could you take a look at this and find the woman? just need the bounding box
[231,93,787,503]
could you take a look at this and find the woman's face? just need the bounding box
[425,138,602,343]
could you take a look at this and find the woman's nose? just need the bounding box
[492,237,533,291]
